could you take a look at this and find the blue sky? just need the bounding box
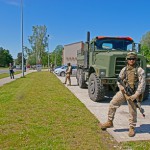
[0,0,150,59]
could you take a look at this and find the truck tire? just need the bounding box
[88,73,105,102]
[143,85,150,100]
[76,69,80,85]
[79,72,86,88]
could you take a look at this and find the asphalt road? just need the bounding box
[0,69,9,74]
[0,69,19,74]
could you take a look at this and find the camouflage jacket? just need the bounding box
[118,66,146,95]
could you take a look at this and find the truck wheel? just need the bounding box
[143,85,150,100]
[76,69,80,85]
[79,72,86,88]
[88,73,105,102]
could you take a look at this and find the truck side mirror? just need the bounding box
[138,44,141,53]
[132,43,136,51]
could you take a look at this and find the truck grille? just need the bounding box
[115,58,126,76]
[115,57,141,76]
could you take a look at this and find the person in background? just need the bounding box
[64,63,72,86]
[50,63,54,72]
[9,63,14,79]
[24,66,26,72]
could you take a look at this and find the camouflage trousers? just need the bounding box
[108,91,137,127]
[65,73,71,85]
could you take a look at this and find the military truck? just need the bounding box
[76,32,150,102]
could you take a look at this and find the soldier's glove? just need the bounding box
[129,92,140,101]
[119,85,126,93]
[124,94,130,101]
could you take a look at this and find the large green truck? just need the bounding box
[76,32,150,102]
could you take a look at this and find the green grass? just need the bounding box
[0,72,150,149]
[0,71,22,79]
[0,67,8,69]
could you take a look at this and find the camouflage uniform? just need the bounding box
[64,63,72,86]
[101,52,146,136]
[108,65,146,127]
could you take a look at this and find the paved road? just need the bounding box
[0,70,36,87]
[57,76,150,143]
[0,69,9,74]
[0,69,20,74]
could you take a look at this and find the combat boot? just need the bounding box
[128,126,135,137]
[100,120,113,130]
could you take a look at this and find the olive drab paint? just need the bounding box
[76,32,150,102]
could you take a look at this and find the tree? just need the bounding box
[16,52,26,65]
[55,45,63,66]
[28,25,48,64]
[140,32,150,63]
[50,45,63,66]
[0,47,13,67]
[41,51,49,66]
[16,53,22,65]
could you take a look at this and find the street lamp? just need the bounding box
[21,0,24,77]
[55,51,56,67]
[47,35,50,71]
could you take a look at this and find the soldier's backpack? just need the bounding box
[70,66,72,75]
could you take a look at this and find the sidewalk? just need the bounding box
[0,69,36,87]
[57,76,150,143]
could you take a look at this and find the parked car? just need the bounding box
[54,66,62,70]
[54,65,77,77]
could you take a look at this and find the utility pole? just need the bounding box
[48,35,50,71]
[21,0,24,77]
[55,51,56,67]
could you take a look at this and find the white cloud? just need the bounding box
[1,0,20,7]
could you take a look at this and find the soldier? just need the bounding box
[64,63,72,86]
[100,52,146,137]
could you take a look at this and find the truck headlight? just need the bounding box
[99,69,106,77]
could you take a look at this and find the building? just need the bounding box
[62,41,83,65]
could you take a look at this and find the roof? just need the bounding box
[96,36,133,41]
[64,41,83,47]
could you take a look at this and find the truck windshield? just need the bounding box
[95,38,133,51]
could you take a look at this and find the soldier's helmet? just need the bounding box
[126,52,137,60]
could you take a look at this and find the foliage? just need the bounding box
[140,45,150,63]
[24,25,64,67]
[27,25,48,65]
[15,52,26,65]
[140,31,150,63]
[50,45,63,66]
[41,51,49,66]
[140,31,150,47]
[0,47,13,67]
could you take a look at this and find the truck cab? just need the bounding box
[77,32,150,102]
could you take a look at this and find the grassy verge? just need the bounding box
[0,72,149,149]
[0,67,8,69]
[0,71,22,79]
